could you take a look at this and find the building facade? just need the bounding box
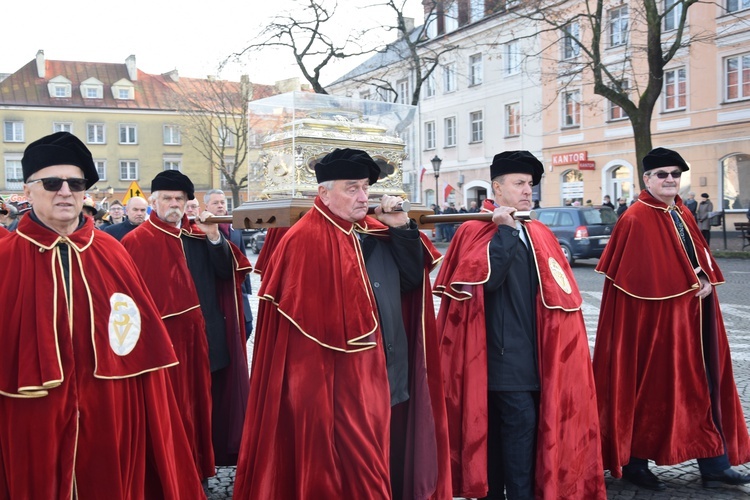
[327,0,750,232]
[540,1,750,230]
[0,51,290,210]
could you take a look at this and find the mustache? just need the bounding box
[165,208,183,218]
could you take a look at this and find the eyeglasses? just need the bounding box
[26,177,88,192]
[650,170,682,179]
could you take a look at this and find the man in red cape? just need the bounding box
[0,132,203,499]
[123,171,252,480]
[593,147,750,490]
[434,151,605,499]
[234,148,451,499]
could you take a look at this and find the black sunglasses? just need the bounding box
[651,170,682,179]
[26,177,88,192]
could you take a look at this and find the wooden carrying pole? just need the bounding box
[200,199,535,229]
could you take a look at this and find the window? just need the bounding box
[397,79,409,105]
[361,91,371,100]
[424,74,436,99]
[444,116,456,147]
[664,0,683,31]
[47,77,72,98]
[609,6,629,47]
[470,54,483,86]
[426,11,438,38]
[444,63,456,93]
[664,68,687,110]
[119,124,137,144]
[563,22,581,60]
[119,160,138,180]
[727,0,750,13]
[563,90,581,127]
[95,160,106,180]
[112,79,135,100]
[444,1,458,33]
[219,126,236,148]
[470,111,483,143]
[80,78,104,99]
[609,80,629,120]
[504,41,521,75]
[164,125,181,145]
[53,122,72,133]
[470,0,484,22]
[726,53,750,101]
[425,121,436,150]
[4,121,24,142]
[163,158,182,171]
[87,123,105,144]
[721,154,750,211]
[505,102,521,137]
[4,157,23,190]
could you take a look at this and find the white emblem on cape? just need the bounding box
[108,293,141,356]
[548,257,572,294]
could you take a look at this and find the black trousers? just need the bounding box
[482,390,540,500]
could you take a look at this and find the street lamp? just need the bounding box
[431,155,442,207]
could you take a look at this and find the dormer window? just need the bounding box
[47,76,72,98]
[80,77,104,99]
[112,78,135,100]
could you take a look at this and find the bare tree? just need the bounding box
[227,0,379,94]
[171,76,254,207]
[516,0,708,186]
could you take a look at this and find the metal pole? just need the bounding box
[435,173,440,207]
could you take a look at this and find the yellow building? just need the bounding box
[1,51,289,209]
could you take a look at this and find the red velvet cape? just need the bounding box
[122,214,252,469]
[433,200,606,499]
[0,215,203,498]
[235,198,452,499]
[593,191,750,476]
[0,226,8,238]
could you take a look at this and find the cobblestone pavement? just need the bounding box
[207,247,750,499]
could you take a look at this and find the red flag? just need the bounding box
[444,183,454,201]
[419,167,427,183]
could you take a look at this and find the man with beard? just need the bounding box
[122,171,251,485]
[0,132,203,498]
[103,196,149,240]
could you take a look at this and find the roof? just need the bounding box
[327,27,424,86]
[0,57,278,111]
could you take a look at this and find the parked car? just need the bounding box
[248,229,266,255]
[534,206,617,264]
[241,228,262,249]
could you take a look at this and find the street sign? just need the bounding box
[121,181,145,204]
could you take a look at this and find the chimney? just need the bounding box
[36,50,45,78]
[162,69,179,82]
[125,55,137,81]
[403,17,415,35]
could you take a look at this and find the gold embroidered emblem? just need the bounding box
[108,293,141,356]
[548,257,572,294]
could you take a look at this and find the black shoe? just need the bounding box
[622,468,667,491]
[702,468,750,488]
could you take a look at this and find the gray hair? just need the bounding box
[318,181,335,190]
[204,189,225,204]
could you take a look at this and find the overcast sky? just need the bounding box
[2,0,423,86]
